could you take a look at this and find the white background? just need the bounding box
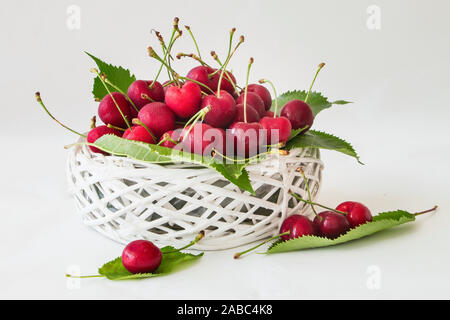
[1,0,449,299]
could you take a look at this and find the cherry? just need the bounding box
[229,122,263,157]
[245,84,272,111]
[202,90,236,128]
[232,103,260,123]
[265,110,274,117]
[165,82,202,119]
[87,125,123,154]
[98,92,133,128]
[181,123,225,155]
[313,211,350,239]
[127,80,165,109]
[214,70,237,96]
[259,116,292,144]
[137,102,175,138]
[186,65,218,91]
[279,214,318,241]
[121,240,162,274]
[123,125,155,144]
[280,100,314,131]
[158,129,181,148]
[336,201,373,228]
[236,92,265,118]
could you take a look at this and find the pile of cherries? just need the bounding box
[82,22,316,159]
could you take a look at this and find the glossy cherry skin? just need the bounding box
[229,122,263,158]
[280,100,314,132]
[265,110,274,118]
[158,129,181,148]
[181,123,225,155]
[336,201,373,228]
[280,214,318,241]
[202,90,236,129]
[127,80,165,110]
[98,92,133,128]
[313,211,350,239]
[123,126,155,144]
[214,70,237,96]
[232,103,260,123]
[138,102,175,139]
[121,240,162,274]
[236,92,266,118]
[186,66,217,91]
[165,82,202,119]
[245,84,272,111]
[87,125,123,154]
[259,116,292,144]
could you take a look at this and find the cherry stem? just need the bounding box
[149,47,180,85]
[210,51,240,94]
[157,133,179,146]
[243,58,254,123]
[234,231,290,259]
[163,231,205,254]
[181,106,211,141]
[90,116,96,129]
[152,28,176,86]
[90,68,132,130]
[289,191,347,215]
[259,79,277,117]
[131,118,156,141]
[177,76,215,94]
[184,25,203,61]
[165,17,182,82]
[141,93,155,103]
[107,124,126,132]
[104,78,139,113]
[414,205,438,216]
[65,274,104,279]
[305,62,325,104]
[162,80,176,87]
[217,30,244,97]
[35,92,86,137]
[176,52,210,67]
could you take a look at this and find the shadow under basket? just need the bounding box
[66,143,324,250]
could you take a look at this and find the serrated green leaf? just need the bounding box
[286,130,362,164]
[93,135,255,194]
[98,246,203,280]
[272,90,350,117]
[86,52,136,100]
[266,210,416,254]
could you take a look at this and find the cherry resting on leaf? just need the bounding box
[127,80,165,109]
[236,92,265,118]
[122,240,162,274]
[165,81,202,119]
[123,126,155,144]
[313,211,350,239]
[202,90,236,128]
[158,129,181,148]
[87,125,123,154]
[336,201,373,228]
[279,214,318,241]
[138,102,175,139]
[229,122,263,158]
[245,84,272,111]
[280,100,314,132]
[259,116,292,144]
[98,92,133,128]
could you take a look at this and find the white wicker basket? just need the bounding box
[66,142,323,250]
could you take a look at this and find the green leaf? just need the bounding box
[93,135,255,194]
[272,90,351,117]
[86,52,136,100]
[286,130,362,164]
[288,126,309,141]
[98,246,204,280]
[266,210,416,254]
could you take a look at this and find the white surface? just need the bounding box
[1,0,450,299]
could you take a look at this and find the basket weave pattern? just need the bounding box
[67,144,323,250]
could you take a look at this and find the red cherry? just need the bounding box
[313,211,350,239]
[280,214,318,241]
[280,100,314,132]
[121,240,162,274]
[98,92,133,128]
[202,90,236,129]
[181,123,225,155]
[186,66,217,91]
[336,201,373,228]
[232,103,260,123]
[165,82,202,118]
[214,70,237,96]
[123,126,155,144]
[158,129,181,148]
[259,116,292,144]
[229,122,263,157]
[127,80,165,110]
[265,110,274,118]
[236,92,265,118]
[245,84,272,111]
[138,102,175,139]
[87,125,122,154]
